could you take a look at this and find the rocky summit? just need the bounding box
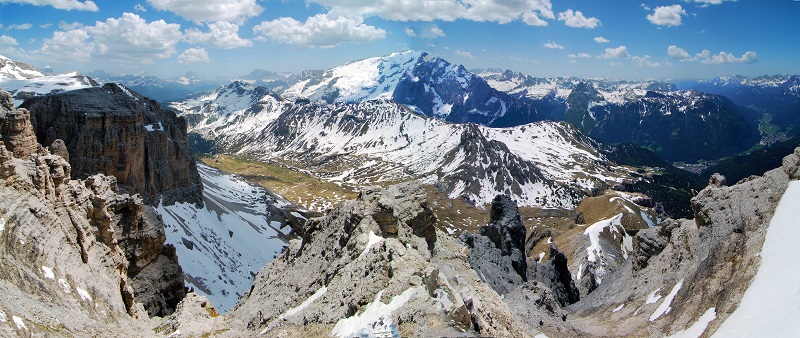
[20,83,202,206]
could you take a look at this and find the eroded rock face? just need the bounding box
[21,83,202,206]
[0,90,185,337]
[1,92,38,159]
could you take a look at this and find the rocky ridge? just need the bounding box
[0,89,187,336]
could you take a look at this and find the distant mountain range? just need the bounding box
[3,52,799,164]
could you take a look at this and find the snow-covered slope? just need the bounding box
[477,69,676,102]
[172,82,631,209]
[0,54,44,80]
[0,55,99,105]
[0,72,99,106]
[281,50,517,125]
[156,163,306,312]
[711,180,800,337]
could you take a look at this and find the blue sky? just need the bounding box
[0,0,797,79]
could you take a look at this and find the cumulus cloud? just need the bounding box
[455,50,474,59]
[39,13,182,63]
[0,35,18,45]
[147,0,262,23]
[567,53,591,58]
[543,41,564,50]
[599,46,629,59]
[404,27,415,37]
[594,36,610,43]
[178,47,209,63]
[184,21,252,49]
[38,29,94,59]
[632,55,661,67]
[59,21,84,30]
[309,0,555,26]
[667,45,758,64]
[0,0,98,11]
[253,13,386,48]
[6,23,32,30]
[667,45,692,60]
[557,9,601,28]
[134,3,146,12]
[647,5,686,27]
[420,25,445,39]
[704,51,757,64]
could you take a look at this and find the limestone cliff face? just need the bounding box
[20,83,202,206]
[0,90,185,336]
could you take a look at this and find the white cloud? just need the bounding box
[184,21,252,49]
[702,51,758,64]
[58,21,84,30]
[557,9,600,29]
[420,25,445,39]
[0,0,98,11]
[404,27,415,37]
[39,29,94,59]
[609,61,623,66]
[647,5,686,27]
[310,0,556,26]
[7,23,32,30]
[39,13,182,63]
[685,0,732,5]
[543,41,564,50]
[455,50,474,59]
[147,0,263,23]
[178,47,209,63]
[134,3,146,12]
[632,55,661,67]
[641,3,651,11]
[667,45,758,64]
[599,46,630,59]
[594,36,610,43]
[667,45,692,60]
[39,23,52,28]
[567,53,591,58]
[253,13,386,48]
[0,35,18,45]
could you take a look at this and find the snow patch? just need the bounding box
[275,286,328,322]
[667,307,716,338]
[583,213,624,262]
[331,288,417,338]
[0,217,5,232]
[76,287,93,302]
[58,278,71,294]
[0,309,6,322]
[646,289,662,304]
[649,278,683,321]
[12,316,25,330]
[612,303,625,312]
[361,231,384,257]
[144,121,163,132]
[712,181,800,337]
[41,266,55,279]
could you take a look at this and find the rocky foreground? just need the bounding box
[1,84,799,336]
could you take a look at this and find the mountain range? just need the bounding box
[2,51,800,337]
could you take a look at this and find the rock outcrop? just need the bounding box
[20,83,202,206]
[0,89,185,336]
[231,182,544,337]
[461,195,530,295]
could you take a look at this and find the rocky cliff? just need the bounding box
[0,89,186,336]
[20,83,202,206]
